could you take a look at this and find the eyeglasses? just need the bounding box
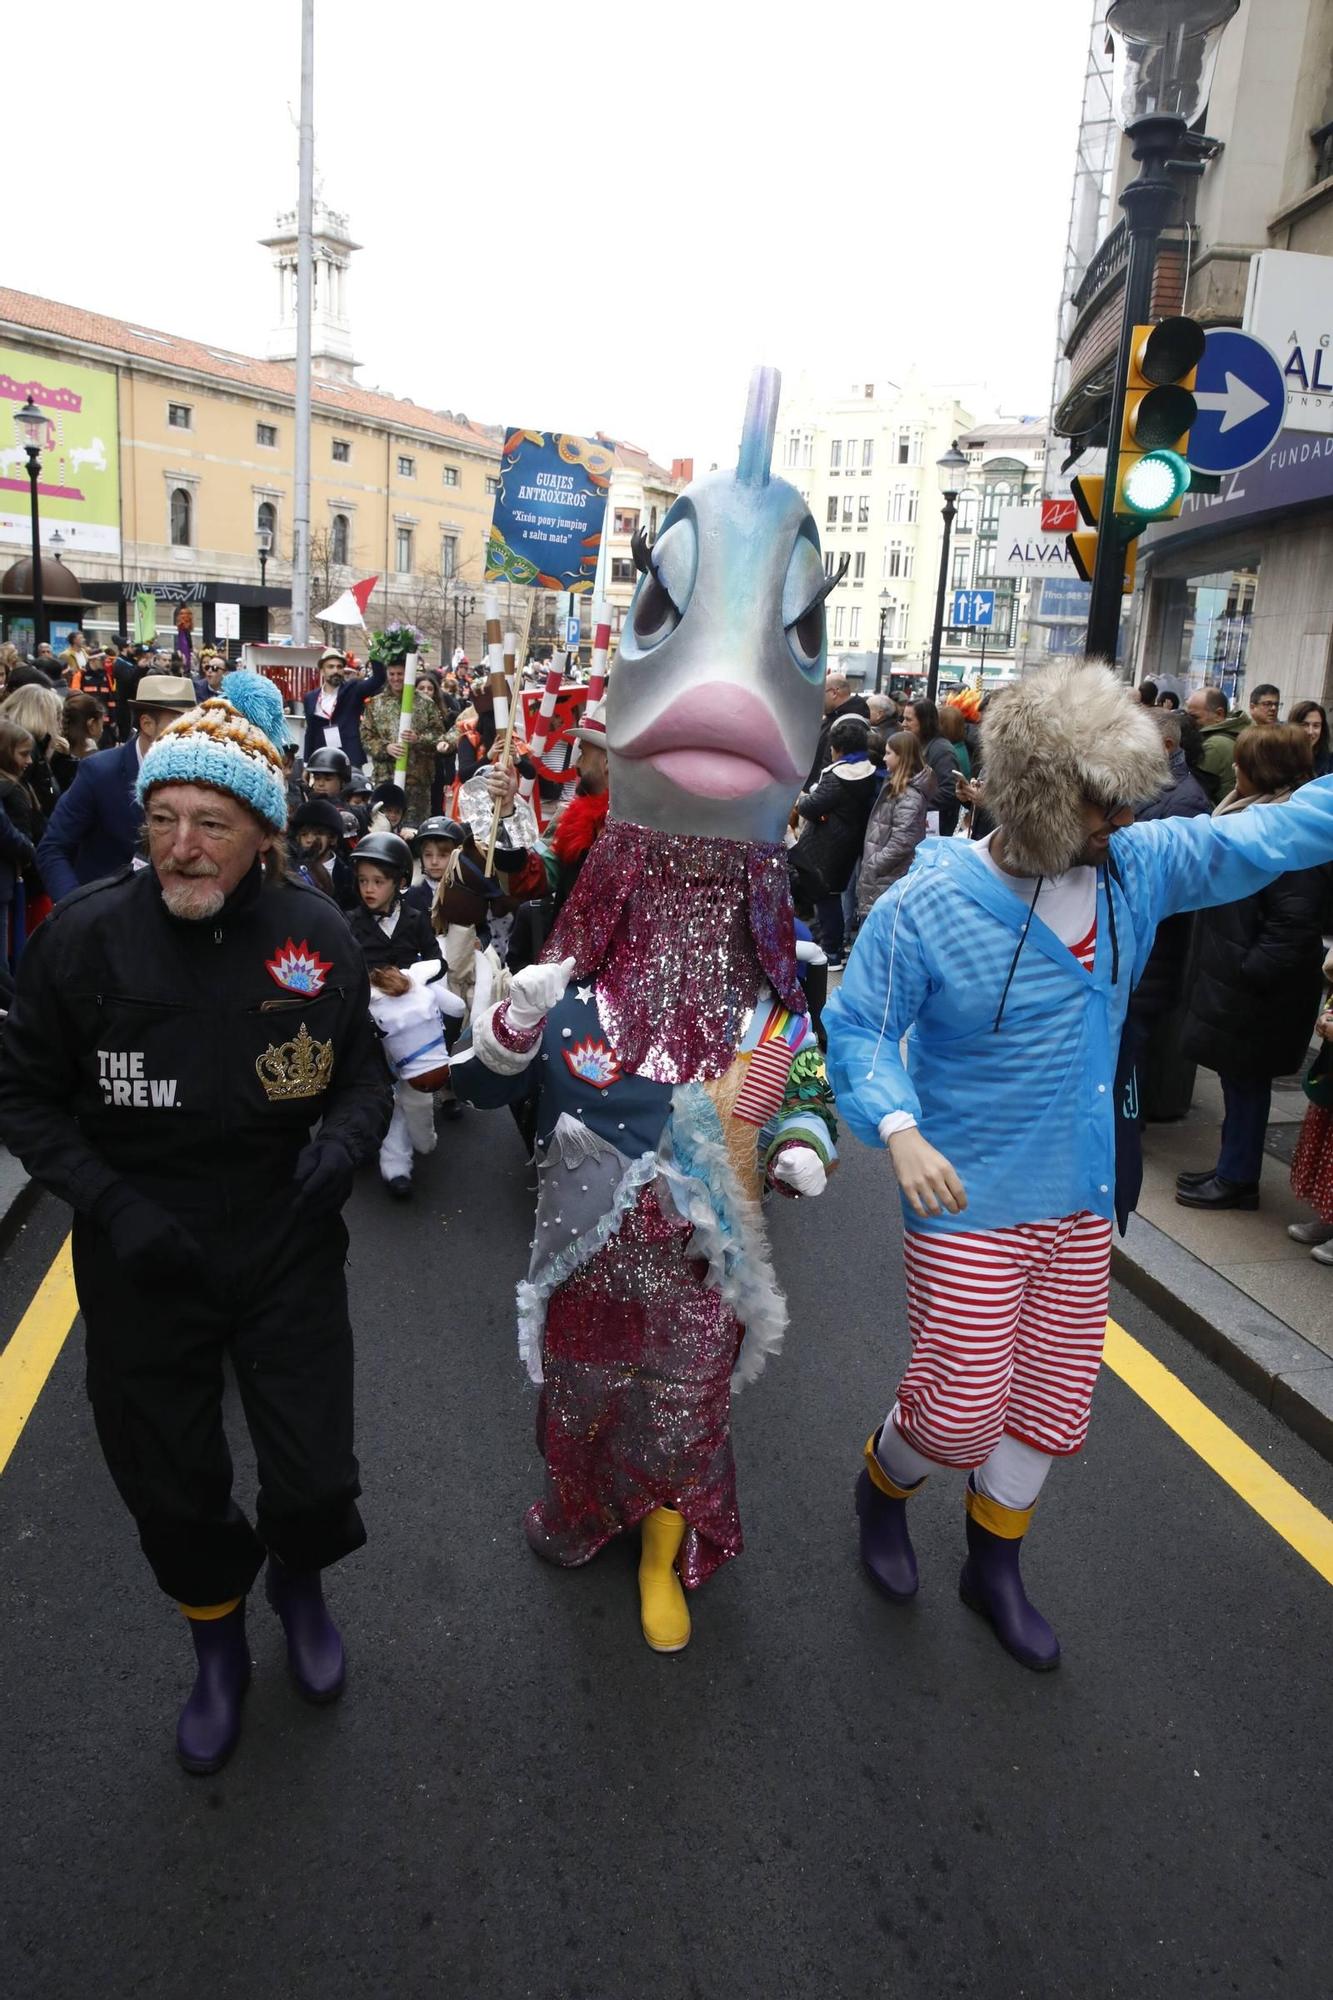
[1252,698,1279,713]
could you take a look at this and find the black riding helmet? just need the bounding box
[306,746,352,779]
[289,798,345,838]
[352,830,413,879]
[411,815,469,851]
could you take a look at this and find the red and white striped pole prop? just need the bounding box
[519,658,566,824]
[484,589,509,735]
[586,599,612,706]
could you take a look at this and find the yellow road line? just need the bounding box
[1104,1317,1333,1587]
[0,1236,79,1476]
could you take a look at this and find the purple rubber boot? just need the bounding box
[266,1558,346,1703]
[958,1481,1060,1671]
[855,1431,924,1602]
[176,1602,251,1774]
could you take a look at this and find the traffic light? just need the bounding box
[1065,472,1136,592]
[1114,317,1205,523]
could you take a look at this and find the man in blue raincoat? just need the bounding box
[828,658,1333,1672]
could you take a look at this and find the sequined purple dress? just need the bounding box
[453,822,839,1591]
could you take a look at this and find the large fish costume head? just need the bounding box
[607,367,830,846]
[545,368,842,1082]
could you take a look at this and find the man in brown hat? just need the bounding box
[301,646,385,771]
[38,673,198,902]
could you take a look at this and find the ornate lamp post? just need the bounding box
[1084,0,1240,662]
[875,589,892,695]
[13,396,47,648]
[256,525,273,590]
[927,444,969,703]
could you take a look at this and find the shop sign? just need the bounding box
[1144,427,1333,551]
[989,506,1081,578]
[1244,250,1333,436]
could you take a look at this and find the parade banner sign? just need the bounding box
[485,429,614,595]
[0,346,121,557]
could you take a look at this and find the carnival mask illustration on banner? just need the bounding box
[606,367,837,847]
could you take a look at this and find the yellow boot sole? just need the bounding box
[638,1507,692,1654]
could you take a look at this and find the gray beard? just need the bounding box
[160,879,227,921]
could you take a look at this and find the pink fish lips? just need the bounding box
[615,683,801,800]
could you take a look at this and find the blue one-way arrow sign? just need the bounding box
[951,588,995,629]
[1187,328,1287,475]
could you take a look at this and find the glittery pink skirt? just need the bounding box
[525,1184,744,1589]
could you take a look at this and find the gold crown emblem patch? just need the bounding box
[256,1021,334,1102]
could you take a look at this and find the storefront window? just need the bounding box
[1179,568,1259,702]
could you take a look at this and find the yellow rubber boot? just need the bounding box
[638,1506,691,1654]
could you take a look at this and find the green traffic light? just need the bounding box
[1121,448,1192,518]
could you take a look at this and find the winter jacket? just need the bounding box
[921,734,962,835]
[804,695,870,791]
[0,795,35,909]
[346,895,441,971]
[1195,710,1248,804]
[857,769,932,918]
[0,862,391,1217]
[1127,747,1212,1021]
[791,755,880,896]
[1179,789,1330,1082]
[825,775,1333,1233]
[36,737,142,903]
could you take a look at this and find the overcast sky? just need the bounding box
[29,0,1091,469]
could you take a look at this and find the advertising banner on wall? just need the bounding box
[988,504,1084,579]
[0,348,120,557]
[485,429,614,594]
[1244,250,1333,437]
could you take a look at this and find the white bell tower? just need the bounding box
[260,202,360,382]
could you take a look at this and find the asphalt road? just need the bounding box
[3,1106,1333,2000]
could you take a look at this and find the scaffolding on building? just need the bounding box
[1022,0,1118,670]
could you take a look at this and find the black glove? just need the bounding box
[90,1184,204,1291]
[293,1135,355,1212]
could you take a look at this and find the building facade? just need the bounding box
[951,417,1047,681]
[0,206,511,658]
[771,373,976,689]
[1052,0,1333,711]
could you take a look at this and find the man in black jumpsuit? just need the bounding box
[0,672,391,1774]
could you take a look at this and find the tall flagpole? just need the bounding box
[291,0,315,645]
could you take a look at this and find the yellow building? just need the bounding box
[0,228,502,655]
[0,208,687,662]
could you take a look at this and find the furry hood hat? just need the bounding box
[979,658,1167,876]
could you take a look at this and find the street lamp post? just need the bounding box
[256,525,273,590]
[1085,0,1239,663]
[875,590,892,695]
[927,443,969,704]
[13,396,47,649]
[452,589,476,661]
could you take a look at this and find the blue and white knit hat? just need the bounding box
[137,670,290,830]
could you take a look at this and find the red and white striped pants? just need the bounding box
[895,1211,1113,1466]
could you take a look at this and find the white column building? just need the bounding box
[773,373,975,687]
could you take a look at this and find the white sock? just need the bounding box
[975,1434,1053,1511]
[875,1405,943,1487]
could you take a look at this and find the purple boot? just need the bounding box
[266,1558,346,1703]
[958,1480,1060,1671]
[176,1601,251,1774]
[855,1430,925,1602]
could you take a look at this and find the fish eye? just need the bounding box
[782,533,828,678]
[626,515,697,655]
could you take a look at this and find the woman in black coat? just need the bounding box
[790,712,879,968]
[1177,723,1330,1210]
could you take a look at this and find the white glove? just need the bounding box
[771,1147,827,1199]
[505,955,576,1032]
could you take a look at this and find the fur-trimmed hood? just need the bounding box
[979,658,1167,876]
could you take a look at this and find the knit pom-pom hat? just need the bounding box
[137,670,290,830]
[979,656,1167,877]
